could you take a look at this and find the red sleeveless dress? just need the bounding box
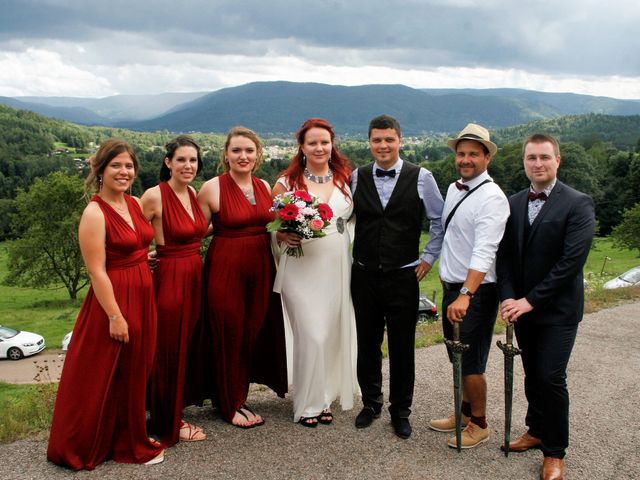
[205,174,287,422]
[148,182,208,446]
[47,195,161,470]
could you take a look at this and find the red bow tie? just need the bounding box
[528,191,548,201]
[455,181,469,191]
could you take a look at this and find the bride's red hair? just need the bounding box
[280,118,352,198]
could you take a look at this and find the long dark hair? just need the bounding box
[280,118,352,198]
[160,135,203,181]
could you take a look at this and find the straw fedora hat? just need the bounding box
[447,123,498,157]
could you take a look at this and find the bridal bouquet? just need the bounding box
[267,190,333,257]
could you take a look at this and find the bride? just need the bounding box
[273,118,359,427]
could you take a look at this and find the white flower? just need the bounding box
[295,200,306,209]
[300,207,315,216]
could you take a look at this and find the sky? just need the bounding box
[1,0,639,99]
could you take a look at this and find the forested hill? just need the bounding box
[0,96,110,126]
[120,82,640,135]
[494,114,640,150]
[0,104,222,154]
[7,82,640,135]
[0,104,225,201]
[2,103,638,154]
[1,103,639,239]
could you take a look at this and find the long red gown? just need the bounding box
[205,174,288,422]
[148,182,208,446]
[47,195,162,470]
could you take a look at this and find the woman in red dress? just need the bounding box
[142,136,208,445]
[197,126,287,428]
[47,139,164,470]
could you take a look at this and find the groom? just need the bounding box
[350,114,444,439]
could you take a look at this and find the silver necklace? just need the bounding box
[304,167,333,184]
[106,200,128,214]
[240,185,256,205]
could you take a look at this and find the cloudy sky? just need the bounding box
[1,0,639,99]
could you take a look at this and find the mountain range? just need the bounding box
[2,81,640,135]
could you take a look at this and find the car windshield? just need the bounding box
[0,326,19,339]
[620,267,640,284]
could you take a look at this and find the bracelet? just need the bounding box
[108,314,119,321]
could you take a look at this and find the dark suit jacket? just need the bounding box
[497,181,595,326]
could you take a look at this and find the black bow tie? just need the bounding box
[455,181,469,191]
[528,191,548,201]
[375,168,396,178]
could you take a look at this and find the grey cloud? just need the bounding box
[1,0,639,76]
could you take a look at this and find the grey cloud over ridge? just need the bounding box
[1,0,639,97]
[2,0,639,75]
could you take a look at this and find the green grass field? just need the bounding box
[1,237,639,444]
[0,243,83,349]
[1,236,638,352]
[583,236,640,285]
[0,381,57,443]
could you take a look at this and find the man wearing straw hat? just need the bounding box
[429,123,509,449]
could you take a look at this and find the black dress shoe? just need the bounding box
[355,407,381,429]
[391,416,412,439]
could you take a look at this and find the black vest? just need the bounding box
[353,162,424,271]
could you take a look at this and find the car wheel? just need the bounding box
[417,313,429,324]
[7,347,24,361]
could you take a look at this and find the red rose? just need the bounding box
[279,204,299,220]
[294,190,312,203]
[318,203,333,221]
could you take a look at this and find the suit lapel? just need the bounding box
[514,190,528,257]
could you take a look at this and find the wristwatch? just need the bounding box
[459,287,474,298]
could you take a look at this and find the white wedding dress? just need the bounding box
[273,180,359,421]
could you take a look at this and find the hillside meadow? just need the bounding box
[1,235,638,353]
[1,236,639,443]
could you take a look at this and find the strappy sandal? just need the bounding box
[241,403,265,427]
[231,404,265,429]
[179,420,206,442]
[318,409,333,425]
[298,416,318,428]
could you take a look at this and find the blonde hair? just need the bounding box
[219,126,264,173]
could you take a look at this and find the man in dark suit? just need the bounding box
[497,133,595,480]
[351,114,444,439]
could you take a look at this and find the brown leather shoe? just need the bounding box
[540,457,564,480]
[501,431,542,452]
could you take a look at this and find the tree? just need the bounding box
[612,202,640,255]
[0,198,16,241]
[4,172,89,299]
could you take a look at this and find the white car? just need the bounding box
[603,266,640,289]
[0,325,46,360]
[418,294,439,323]
[62,331,72,351]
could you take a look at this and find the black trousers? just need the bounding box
[351,266,419,418]
[515,321,578,459]
[441,284,498,375]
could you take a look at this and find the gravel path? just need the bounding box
[1,302,639,479]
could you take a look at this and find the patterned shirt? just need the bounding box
[528,181,556,225]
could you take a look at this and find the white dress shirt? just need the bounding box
[351,158,444,267]
[438,171,509,284]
